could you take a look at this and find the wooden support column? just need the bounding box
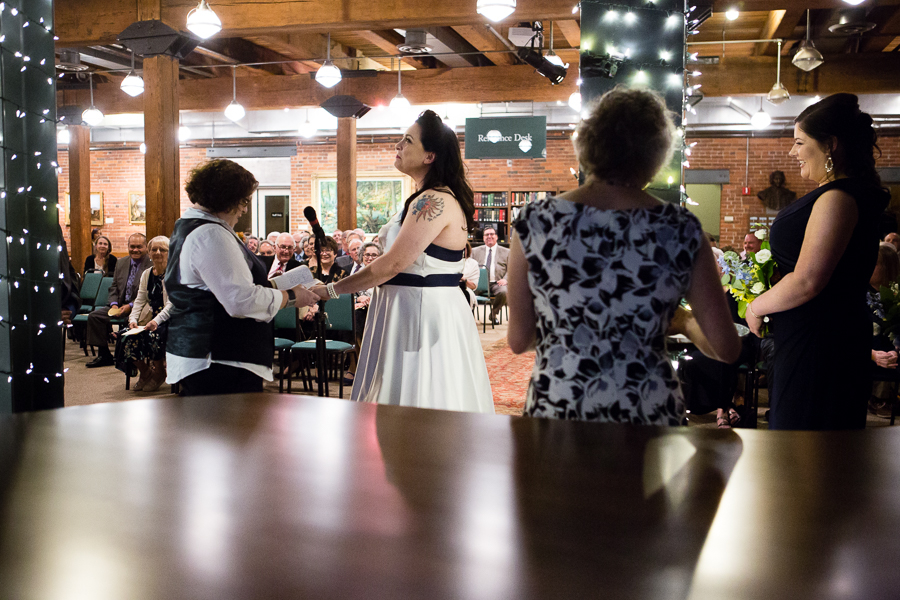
[68,125,92,271]
[336,117,357,230]
[143,55,180,240]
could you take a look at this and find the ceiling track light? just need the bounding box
[82,72,104,127]
[793,9,825,72]
[186,0,222,39]
[390,58,411,109]
[223,65,245,122]
[767,39,790,105]
[476,0,516,22]
[119,49,144,97]
[316,32,342,88]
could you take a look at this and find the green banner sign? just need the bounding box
[464,116,547,160]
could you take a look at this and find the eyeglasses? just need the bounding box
[277,245,294,251]
[363,253,380,258]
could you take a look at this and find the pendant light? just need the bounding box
[186,0,222,39]
[766,39,790,105]
[750,97,771,130]
[298,109,318,138]
[545,22,565,67]
[390,59,410,109]
[119,49,144,97]
[316,33,342,88]
[82,73,104,127]
[223,66,245,122]
[792,9,825,72]
[476,0,516,22]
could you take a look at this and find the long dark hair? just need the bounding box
[399,110,475,232]
[795,93,881,187]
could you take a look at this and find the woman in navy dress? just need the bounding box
[746,94,890,430]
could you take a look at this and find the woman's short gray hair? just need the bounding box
[148,235,169,251]
[361,242,382,256]
[573,85,676,187]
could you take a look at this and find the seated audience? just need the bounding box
[266,232,280,245]
[336,238,363,272]
[116,236,174,392]
[506,85,740,425]
[86,233,152,368]
[84,235,117,276]
[740,232,761,260]
[258,240,276,257]
[471,226,508,324]
[245,235,260,254]
[884,232,900,251]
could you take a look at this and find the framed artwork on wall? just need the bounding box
[128,191,146,224]
[313,173,410,234]
[64,192,104,226]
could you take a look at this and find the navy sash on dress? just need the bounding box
[383,243,464,288]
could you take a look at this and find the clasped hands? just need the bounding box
[873,350,898,369]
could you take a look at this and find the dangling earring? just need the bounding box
[825,154,834,178]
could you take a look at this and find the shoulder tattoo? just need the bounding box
[411,193,445,222]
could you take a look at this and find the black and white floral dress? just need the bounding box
[513,197,703,425]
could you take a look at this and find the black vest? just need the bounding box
[165,217,274,368]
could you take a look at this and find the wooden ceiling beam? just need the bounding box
[55,0,587,47]
[753,10,785,56]
[555,20,581,48]
[354,30,443,70]
[697,53,900,96]
[859,6,900,53]
[59,64,578,114]
[451,25,517,67]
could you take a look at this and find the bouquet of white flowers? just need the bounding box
[718,227,777,333]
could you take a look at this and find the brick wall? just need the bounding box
[58,134,900,255]
[687,136,900,248]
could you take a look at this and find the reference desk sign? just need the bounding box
[465,116,547,160]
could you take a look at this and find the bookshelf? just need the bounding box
[472,189,567,244]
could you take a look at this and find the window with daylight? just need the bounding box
[316,175,408,234]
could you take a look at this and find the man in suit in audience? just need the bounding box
[263,233,302,278]
[336,238,363,273]
[471,227,509,325]
[86,233,151,367]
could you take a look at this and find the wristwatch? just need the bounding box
[286,289,296,306]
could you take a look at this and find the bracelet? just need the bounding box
[748,302,769,322]
[326,282,339,299]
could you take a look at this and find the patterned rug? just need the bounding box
[484,340,534,416]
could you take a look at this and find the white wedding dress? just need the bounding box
[351,213,494,413]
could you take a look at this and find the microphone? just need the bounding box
[304,206,326,243]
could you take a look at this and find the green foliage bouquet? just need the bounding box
[718,227,777,332]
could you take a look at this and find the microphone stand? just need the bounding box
[312,235,328,397]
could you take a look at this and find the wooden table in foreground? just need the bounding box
[0,394,899,599]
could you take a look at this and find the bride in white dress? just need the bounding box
[312,111,494,413]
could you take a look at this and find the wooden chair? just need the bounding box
[288,294,356,398]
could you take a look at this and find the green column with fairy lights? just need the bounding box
[578,0,690,204]
[0,0,65,412]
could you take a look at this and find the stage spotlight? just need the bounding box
[517,48,567,84]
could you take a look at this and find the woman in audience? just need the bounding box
[868,243,900,416]
[84,235,117,276]
[117,236,173,392]
[304,236,347,282]
[343,242,383,386]
[506,86,740,425]
[745,94,890,430]
[311,110,493,413]
[164,159,318,396]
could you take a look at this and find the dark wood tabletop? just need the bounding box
[0,394,898,599]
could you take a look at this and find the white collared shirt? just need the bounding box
[166,207,282,384]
